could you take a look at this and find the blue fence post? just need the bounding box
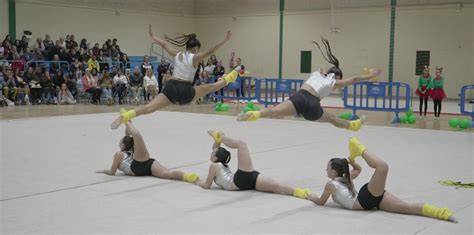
[459,85,474,128]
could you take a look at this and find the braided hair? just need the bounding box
[164,33,201,50]
[215,147,231,167]
[330,158,356,197]
[312,37,343,79]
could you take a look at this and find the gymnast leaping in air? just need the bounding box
[238,38,381,132]
[111,25,242,129]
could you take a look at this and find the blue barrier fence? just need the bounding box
[209,76,259,102]
[459,84,474,128]
[343,81,411,123]
[258,78,304,107]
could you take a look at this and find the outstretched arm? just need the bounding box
[194,31,232,63]
[334,69,382,89]
[196,163,219,189]
[309,182,335,206]
[96,152,123,176]
[149,24,179,57]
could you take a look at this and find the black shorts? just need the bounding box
[288,89,324,121]
[357,183,385,210]
[162,79,196,105]
[233,169,260,190]
[131,158,156,176]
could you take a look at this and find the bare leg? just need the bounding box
[151,161,185,181]
[221,136,254,172]
[360,150,389,197]
[378,192,423,216]
[255,175,295,196]
[317,109,350,129]
[237,100,297,121]
[111,93,172,129]
[193,79,227,102]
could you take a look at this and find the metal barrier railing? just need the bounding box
[343,81,412,123]
[258,78,304,107]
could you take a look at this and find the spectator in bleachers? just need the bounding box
[2,34,12,50]
[64,74,78,99]
[87,55,100,71]
[58,36,66,49]
[41,71,57,104]
[157,58,169,93]
[80,38,88,50]
[33,48,44,60]
[82,68,101,104]
[53,69,65,94]
[25,67,41,104]
[193,59,204,86]
[92,43,100,56]
[140,55,153,75]
[97,50,109,72]
[204,58,216,80]
[34,37,44,53]
[2,68,17,102]
[110,46,120,62]
[121,53,130,69]
[210,54,217,65]
[70,57,81,76]
[68,35,78,50]
[43,34,54,51]
[129,66,143,104]
[143,68,158,102]
[113,68,128,104]
[14,68,30,105]
[11,53,25,72]
[58,83,76,105]
[109,66,118,78]
[14,39,22,54]
[213,60,225,102]
[20,36,29,53]
[22,47,34,61]
[102,44,110,57]
[50,54,61,73]
[100,70,113,105]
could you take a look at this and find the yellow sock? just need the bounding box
[293,187,311,199]
[349,137,367,161]
[183,173,199,183]
[121,110,136,123]
[422,204,453,221]
[246,111,261,122]
[210,131,223,143]
[347,119,362,131]
[222,70,238,85]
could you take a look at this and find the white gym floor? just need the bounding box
[1,111,472,234]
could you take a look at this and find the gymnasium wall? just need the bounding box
[11,2,474,98]
[1,0,9,37]
[196,6,474,98]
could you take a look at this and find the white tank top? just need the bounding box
[172,51,197,82]
[304,71,336,98]
[331,178,357,209]
[118,151,133,175]
[214,163,238,190]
